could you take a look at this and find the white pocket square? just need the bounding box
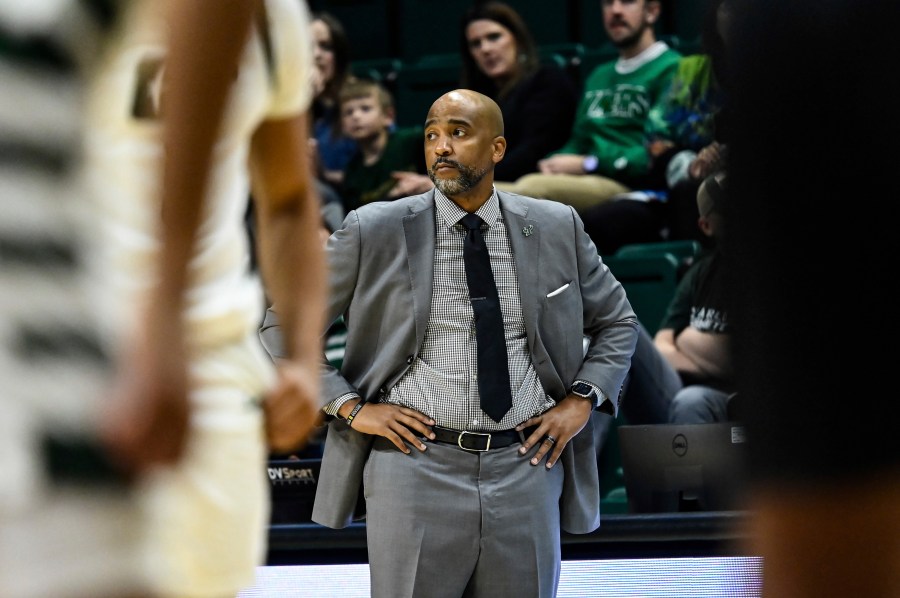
[546,283,570,298]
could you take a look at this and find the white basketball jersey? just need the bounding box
[85,0,314,354]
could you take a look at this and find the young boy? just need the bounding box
[338,79,432,211]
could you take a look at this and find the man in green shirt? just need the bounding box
[498,0,680,214]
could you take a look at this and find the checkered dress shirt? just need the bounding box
[384,189,554,431]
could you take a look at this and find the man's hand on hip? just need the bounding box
[515,395,593,469]
[341,401,435,454]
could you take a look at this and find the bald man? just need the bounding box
[261,89,639,597]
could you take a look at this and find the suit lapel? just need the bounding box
[500,193,539,354]
[402,193,436,348]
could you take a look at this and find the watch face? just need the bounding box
[572,382,593,396]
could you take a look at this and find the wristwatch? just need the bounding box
[582,155,599,174]
[571,381,600,406]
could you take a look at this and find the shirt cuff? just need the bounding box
[323,392,361,417]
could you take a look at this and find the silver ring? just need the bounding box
[545,435,557,445]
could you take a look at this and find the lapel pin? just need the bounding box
[522,225,534,237]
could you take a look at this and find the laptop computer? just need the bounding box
[267,458,321,524]
[617,422,749,514]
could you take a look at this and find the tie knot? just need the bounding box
[461,213,483,232]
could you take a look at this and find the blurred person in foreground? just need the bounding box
[725,0,900,595]
[0,1,293,597]
[246,9,350,273]
[85,0,327,596]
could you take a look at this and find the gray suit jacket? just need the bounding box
[259,189,638,534]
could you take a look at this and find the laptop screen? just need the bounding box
[618,423,749,513]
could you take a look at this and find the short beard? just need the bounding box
[610,21,647,50]
[429,159,490,196]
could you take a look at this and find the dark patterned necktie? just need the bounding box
[460,213,512,422]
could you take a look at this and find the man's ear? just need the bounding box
[646,0,661,24]
[492,135,507,164]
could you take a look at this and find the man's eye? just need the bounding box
[453,128,466,137]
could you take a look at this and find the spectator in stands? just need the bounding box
[660,171,734,423]
[310,11,357,192]
[496,0,680,214]
[593,171,734,456]
[459,1,578,182]
[582,0,732,255]
[338,78,432,211]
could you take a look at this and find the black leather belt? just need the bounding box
[429,425,537,452]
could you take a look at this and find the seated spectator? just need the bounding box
[310,11,358,190]
[662,171,734,423]
[582,0,732,255]
[459,1,578,182]
[496,0,680,214]
[594,171,734,450]
[339,79,432,210]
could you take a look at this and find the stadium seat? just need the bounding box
[352,58,403,89]
[616,239,702,260]
[393,53,461,127]
[538,42,585,86]
[602,252,680,335]
[599,417,629,514]
[615,239,703,280]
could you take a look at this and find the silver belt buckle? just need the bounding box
[457,430,491,452]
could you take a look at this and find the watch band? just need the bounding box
[344,402,365,427]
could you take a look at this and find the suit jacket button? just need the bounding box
[406,355,414,364]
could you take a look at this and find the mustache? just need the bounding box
[431,158,462,171]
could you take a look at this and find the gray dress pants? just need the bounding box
[364,436,564,598]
